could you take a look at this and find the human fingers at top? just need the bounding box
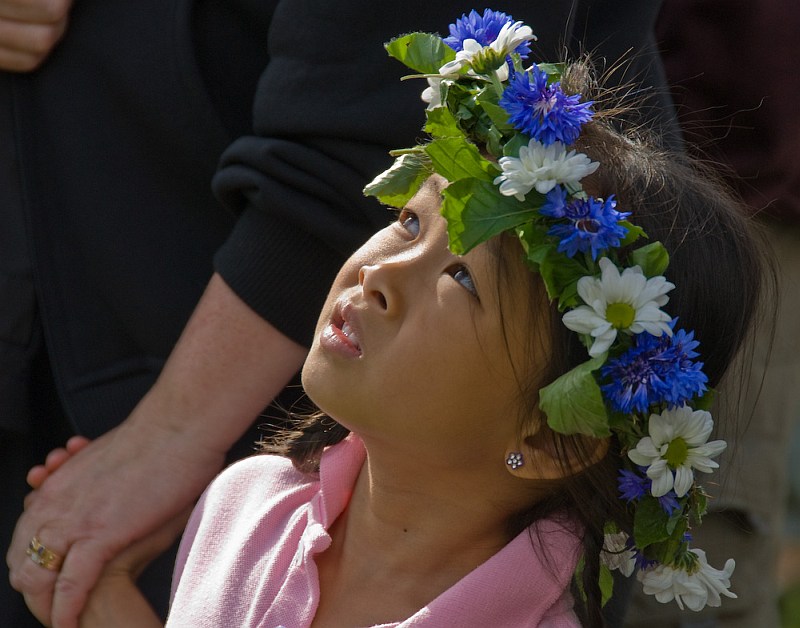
[0,0,73,71]
[27,437,92,490]
[7,423,224,627]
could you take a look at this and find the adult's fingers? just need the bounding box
[8,522,65,626]
[12,522,117,628]
[0,0,72,24]
[27,437,91,489]
[23,588,54,627]
[50,540,110,628]
[0,3,70,71]
[44,438,90,475]
[0,44,48,71]
[65,436,91,455]
[27,463,55,490]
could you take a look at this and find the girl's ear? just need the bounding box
[505,427,609,481]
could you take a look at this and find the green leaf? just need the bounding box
[633,496,671,548]
[573,557,587,602]
[630,241,669,277]
[510,54,526,74]
[608,413,642,449]
[599,564,615,607]
[516,223,587,310]
[539,355,611,437]
[424,137,496,183]
[657,516,689,564]
[618,220,646,247]
[363,152,430,207]
[502,133,530,158]
[665,507,686,536]
[693,388,716,411]
[424,106,464,138]
[516,221,550,270]
[690,486,709,522]
[573,558,615,607]
[444,81,476,118]
[384,33,455,74]
[539,253,586,310]
[484,125,504,158]
[440,179,537,254]
[478,97,515,134]
[537,62,566,81]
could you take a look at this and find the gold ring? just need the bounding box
[26,537,63,571]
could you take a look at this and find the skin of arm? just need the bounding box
[7,273,307,628]
[0,0,72,71]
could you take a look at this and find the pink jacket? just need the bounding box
[168,435,581,627]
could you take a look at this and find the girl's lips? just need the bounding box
[320,301,363,358]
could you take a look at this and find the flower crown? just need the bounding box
[364,8,735,613]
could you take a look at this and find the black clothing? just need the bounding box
[1,1,668,622]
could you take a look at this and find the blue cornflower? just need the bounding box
[619,468,649,502]
[601,320,708,414]
[539,185,569,218]
[619,468,682,516]
[635,553,659,571]
[660,328,707,407]
[499,67,594,145]
[444,9,531,58]
[658,491,681,516]
[541,188,630,259]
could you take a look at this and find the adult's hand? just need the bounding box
[0,0,73,71]
[11,422,221,627]
[7,274,308,628]
[22,435,179,628]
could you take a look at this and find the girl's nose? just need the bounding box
[358,264,397,313]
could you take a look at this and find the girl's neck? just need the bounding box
[349,452,512,563]
[312,440,541,626]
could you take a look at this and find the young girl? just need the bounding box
[29,9,767,627]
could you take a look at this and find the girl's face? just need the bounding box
[302,176,542,461]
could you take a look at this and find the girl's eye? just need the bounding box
[449,264,478,298]
[396,208,420,238]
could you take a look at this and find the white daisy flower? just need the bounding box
[638,549,736,611]
[493,139,599,200]
[421,76,447,109]
[601,532,637,577]
[490,20,536,58]
[561,257,674,357]
[439,39,512,81]
[438,39,482,77]
[438,22,536,81]
[628,405,727,497]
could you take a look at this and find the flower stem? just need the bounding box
[490,70,505,97]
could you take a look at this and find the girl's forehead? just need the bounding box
[406,175,447,213]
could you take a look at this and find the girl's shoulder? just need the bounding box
[203,452,318,505]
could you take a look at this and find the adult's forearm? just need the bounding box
[133,272,308,455]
